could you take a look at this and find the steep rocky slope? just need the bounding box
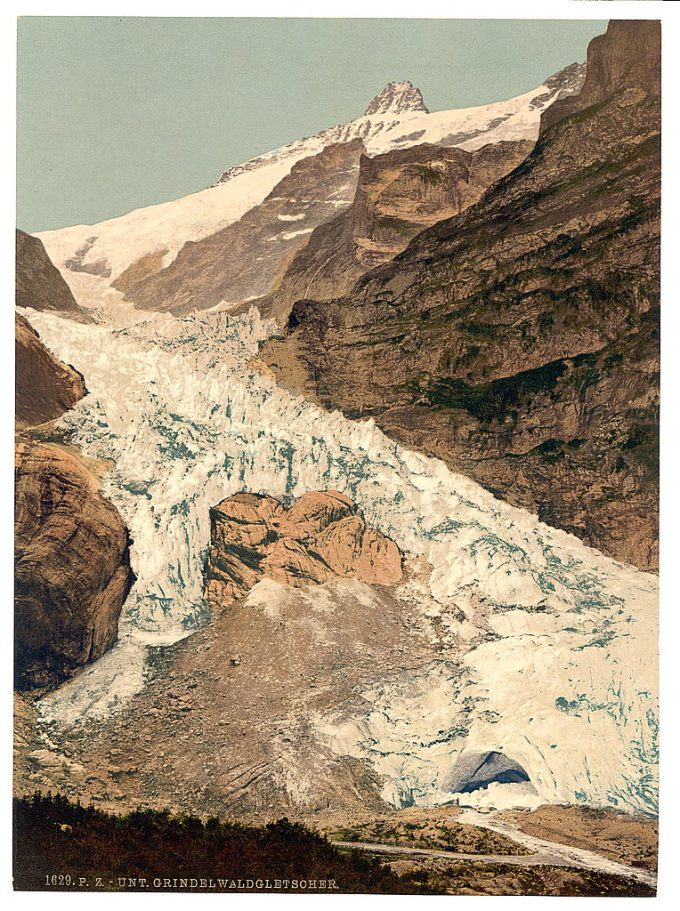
[16,229,92,322]
[15,245,134,688]
[258,140,533,325]
[262,20,660,570]
[15,440,134,690]
[15,313,86,427]
[123,141,364,315]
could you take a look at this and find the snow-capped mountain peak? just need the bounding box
[38,63,585,301]
[364,80,429,116]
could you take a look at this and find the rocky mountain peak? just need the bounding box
[364,80,429,116]
[540,19,660,133]
[542,61,587,97]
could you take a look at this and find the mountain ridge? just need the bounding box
[36,62,585,309]
[261,19,660,569]
[253,138,534,326]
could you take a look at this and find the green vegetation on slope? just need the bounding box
[13,793,429,894]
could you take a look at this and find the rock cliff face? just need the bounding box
[15,243,134,688]
[15,314,86,427]
[16,235,88,426]
[16,229,91,322]
[123,141,365,315]
[258,140,533,325]
[262,20,660,570]
[205,490,403,608]
[14,440,134,690]
[541,20,661,134]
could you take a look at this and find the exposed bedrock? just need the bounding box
[15,313,86,427]
[205,489,403,608]
[14,440,135,690]
[257,139,534,326]
[124,140,366,315]
[16,229,92,322]
[262,20,660,570]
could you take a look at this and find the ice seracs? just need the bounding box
[22,300,656,817]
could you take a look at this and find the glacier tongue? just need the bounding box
[22,305,658,816]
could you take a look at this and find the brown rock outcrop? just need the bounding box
[111,246,170,295]
[205,490,402,608]
[258,140,533,325]
[541,19,662,133]
[15,253,133,689]
[16,229,92,322]
[262,20,660,569]
[124,141,366,315]
[14,440,134,690]
[15,313,86,427]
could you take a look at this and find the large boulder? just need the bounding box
[205,490,402,608]
[14,440,135,689]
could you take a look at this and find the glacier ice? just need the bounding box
[21,304,658,816]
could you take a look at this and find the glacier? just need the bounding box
[21,304,658,817]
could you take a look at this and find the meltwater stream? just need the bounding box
[21,305,658,815]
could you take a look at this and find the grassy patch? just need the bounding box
[329,818,531,856]
[410,164,443,186]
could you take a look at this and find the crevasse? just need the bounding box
[22,305,658,815]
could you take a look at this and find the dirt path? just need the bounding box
[332,818,657,889]
[332,839,580,867]
[462,810,655,888]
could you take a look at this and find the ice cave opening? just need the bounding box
[445,750,532,794]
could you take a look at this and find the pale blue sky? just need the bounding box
[17,17,606,232]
